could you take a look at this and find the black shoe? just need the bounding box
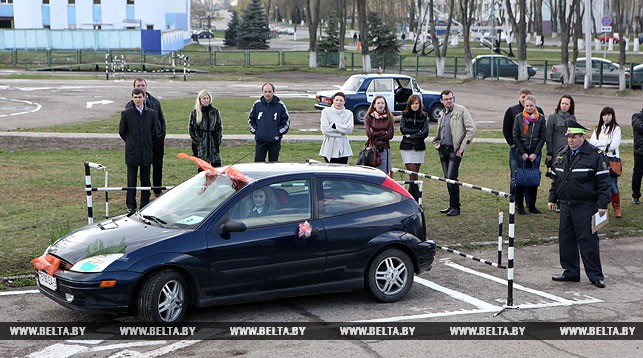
[552,275,580,282]
[517,206,526,215]
[591,279,606,288]
[446,208,460,216]
[634,197,641,205]
[528,206,542,214]
[440,207,453,214]
[127,208,136,214]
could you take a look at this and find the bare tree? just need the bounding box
[504,0,529,80]
[306,0,321,68]
[356,0,371,72]
[428,0,454,77]
[614,0,628,91]
[338,0,347,69]
[533,0,543,41]
[459,0,478,78]
[556,0,578,84]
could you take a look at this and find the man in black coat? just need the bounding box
[632,109,643,204]
[120,88,159,213]
[126,78,166,195]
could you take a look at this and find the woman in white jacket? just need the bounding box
[319,92,354,163]
[588,106,622,217]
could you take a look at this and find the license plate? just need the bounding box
[37,271,57,291]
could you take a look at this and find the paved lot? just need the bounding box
[1,237,642,357]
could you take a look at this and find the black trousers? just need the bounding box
[255,140,281,162]
[126,164,151,211]
[632,153,643,199]
[438,145,462,209]
[152,138,165,194]
[558,200,604,281]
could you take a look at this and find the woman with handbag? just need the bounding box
[365,96,394,176]
[512,95,546,215]
[319,92,354,164]
[588,106,622,218]
[400,94,429,201]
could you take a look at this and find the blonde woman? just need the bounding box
[189,90,222,170]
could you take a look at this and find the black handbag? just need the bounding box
[515,160,541,187]
[356,145,381,167]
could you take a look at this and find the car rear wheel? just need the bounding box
[427,103,444,123]
[354,106,368,125]
[366,249,413,302]
[138,269,188,323]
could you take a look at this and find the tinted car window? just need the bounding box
[318,179,403,218]
[230,179,312,227]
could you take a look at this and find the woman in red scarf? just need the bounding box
[365,96,394,175]
[512,95,546,215]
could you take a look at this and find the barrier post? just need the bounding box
[105,53,109,80]
[84,162,94,225]
[497,211,503,266]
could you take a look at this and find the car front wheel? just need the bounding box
[138,269,188,323]
[366,249,413,302]
[427,103,444,123]
[476,72,486,80]
[354,106,368,125]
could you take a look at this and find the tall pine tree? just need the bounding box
[224,10,240,47]
[367,12,400,68]
[317,15,340,52]
[236,0,270,50]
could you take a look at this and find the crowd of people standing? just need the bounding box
[118,79,642,288]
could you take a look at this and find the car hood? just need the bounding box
[46,215,187,265]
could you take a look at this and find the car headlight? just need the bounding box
[70,254,124,273]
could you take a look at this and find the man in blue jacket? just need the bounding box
[248,83,290,162]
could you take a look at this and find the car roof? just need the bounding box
[349,74,414,81]
[221,162,388,181]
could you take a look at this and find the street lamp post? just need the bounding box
[275,6,278,23]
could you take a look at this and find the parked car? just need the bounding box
[193,29,214,39]
[314,74,443,124]
[549,57,628,85]
[629,63,643,89]
[599,34,623,44]
[471,55,537,80]
[34,162,436,323]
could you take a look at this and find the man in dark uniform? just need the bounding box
[547,119,611,288]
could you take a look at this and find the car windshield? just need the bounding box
[139,171,241,228]
[340,76,365,92]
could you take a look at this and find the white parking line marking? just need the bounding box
[413,276,499,310]
[0,289,39,296]
[27,343,89,358]
[89,341,167,352]
[108,340,202,358]
[442,260,603,305]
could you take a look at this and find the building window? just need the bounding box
[93,0,100,4]
[0,0,13,4]
[43,0,49,4]
[127,0,134,4]
[68,0,75,4]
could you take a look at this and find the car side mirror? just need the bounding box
[220,220,247,234]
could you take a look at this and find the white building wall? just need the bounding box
[50,0,69,30]
[13,0,42,29]
[75,0,94,29]
[102,0,127,29]
[136,0,167,29]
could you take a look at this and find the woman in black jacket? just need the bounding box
[512,95,546,215]
[399,95,429,201]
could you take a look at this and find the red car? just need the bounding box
[599,34,623,44]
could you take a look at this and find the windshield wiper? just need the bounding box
[142,214,167,225]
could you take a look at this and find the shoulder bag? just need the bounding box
[606,143,621,177]
[356,143,381,167]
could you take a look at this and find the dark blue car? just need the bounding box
[35,163,435,323]
[315,74,443,124]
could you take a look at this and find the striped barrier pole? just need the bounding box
[392,167,518,311]
[85,186,174,193]
[104,53,109,80]
[84,162,94,225]
[436,245,506,269]
[498,211,504,267]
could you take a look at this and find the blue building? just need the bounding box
[0,0,191,53]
